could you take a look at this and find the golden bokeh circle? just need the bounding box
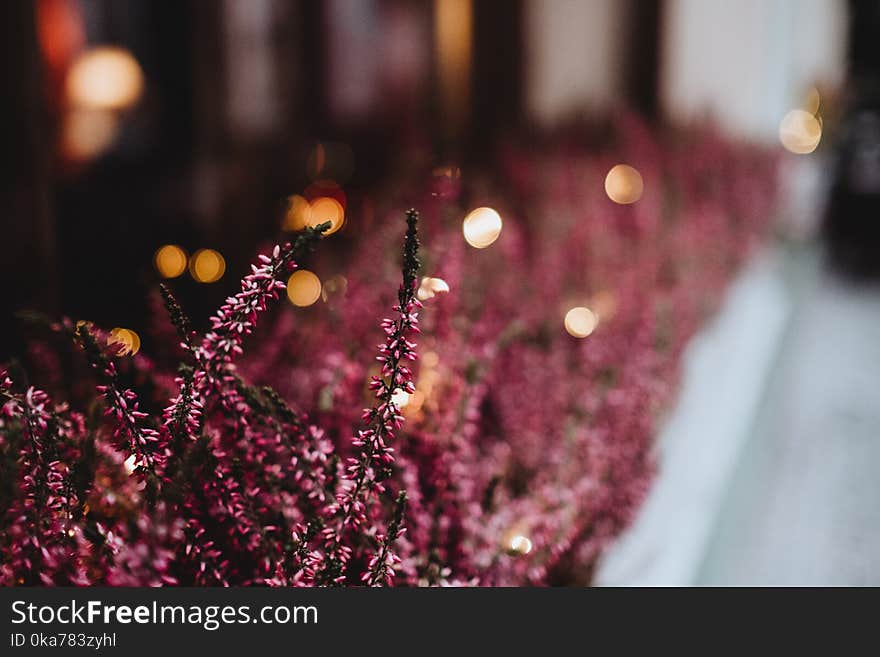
[779,109,822,155]
[604,164,644,204]
[308,197,345,235]
[189,249,226,283]
[66,47,144,111]
[287,270,322,307]
[564,307,598,338]
[462,207,503,248]
[109,327,141,356]
[154,244,188,278]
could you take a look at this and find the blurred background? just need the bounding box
[3,0,880,584]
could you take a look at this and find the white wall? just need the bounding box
[661,0,847,141]
[526,0,628,124]
[222,0,281,138]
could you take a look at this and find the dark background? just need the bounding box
[2,0,878,361]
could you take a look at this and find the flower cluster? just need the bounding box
[0,373,85,585]
[239,117,779,585]
[76,324,166,481]
[303,209,421,585]
[1,212,426,587]
[0,118,779,586]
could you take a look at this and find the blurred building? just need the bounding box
[0,0,854,358]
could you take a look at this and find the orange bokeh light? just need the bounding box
[283,195,312,232]
[308,197,345,235]
[462,207,503,248]
[604,164,644,204]
[109,327,141,356]
[189,249,226,283]
[564,307,598,338]
[154,244,188,278]
[287,270,322,307]
[66,46,144,111]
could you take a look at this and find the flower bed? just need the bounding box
[0,120,779,585]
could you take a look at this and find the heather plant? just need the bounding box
[0,120,779,586]
[1,214,425,586]
[240,120,778,585]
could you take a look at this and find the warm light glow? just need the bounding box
[405,348,440,418]
[66,46,144,111]
[190,249,226,283]
[308,197,345,235]
[321,274,348,303]
[417,277,450,301]
[604,164,644,204]
[779,109,822,154]
[435,0,473,135]
[283,195,312,232]
[564,307,598,338]
[403,390,426,415]
[62,108,119,160]
[432,165,461,179]
[109,327,141,356]
[508,535,532,555]
[462,207,503,248]
[590,290,617,322]
[153,244,188,278]
[286,270,322,307]
[391,389,411,407]
[36,0,86,74]
[805,86,821,116]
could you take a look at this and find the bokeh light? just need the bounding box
[282,195,312,232]
[590,290,618,322]
[109,327,141,356]
[564,307,598,338]
[402,390,426,415]
[779,109,822,154]
[508,535,533,555]
[391,389,411,407]
[286,270,322,307]
[308,197,345,235]
[462,207,503,248]
[153,244,188,278]
[604,164,644,204]
[417,276,450,301]
[422,351,440,368]
[62,108,119,160]
[435,0,473,135]
[321,274,348,303]
[804,86,821,116]
[66,46,145,111]
[36,0,86,74]
[189,249,226,283]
